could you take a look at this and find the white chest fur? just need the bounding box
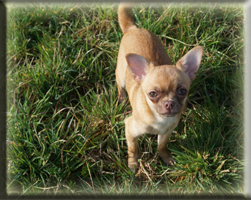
[150,114,179,135]
[129,112,180,137]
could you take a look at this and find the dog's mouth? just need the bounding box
[160,112,178,117]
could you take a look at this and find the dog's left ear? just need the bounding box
[176,46,203,81]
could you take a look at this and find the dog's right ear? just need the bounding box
[126,54,150,82]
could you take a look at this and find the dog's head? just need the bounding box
[126,46,203,117]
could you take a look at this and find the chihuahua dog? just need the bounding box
[115,4,203,172]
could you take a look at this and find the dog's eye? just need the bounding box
[149,91,158,98]
[178,88,187,96]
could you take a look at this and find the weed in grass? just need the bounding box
[7,3,244,195]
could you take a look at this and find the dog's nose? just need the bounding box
[165,101,175,109]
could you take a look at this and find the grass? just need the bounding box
[6,2,244,196]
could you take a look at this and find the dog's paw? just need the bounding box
[128,161,139,173]
[161,155,176,166]
[118,91,127,104]
[118,96,126,104]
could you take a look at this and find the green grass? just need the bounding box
[6,3,244,196]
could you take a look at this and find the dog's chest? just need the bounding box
[147,115,179,135]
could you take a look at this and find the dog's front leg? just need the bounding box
[125,116,140,172]
[157,133,176,166]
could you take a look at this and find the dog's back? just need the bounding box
[117,4,173,66]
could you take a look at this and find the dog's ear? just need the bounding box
[176,46,203,81]
[126,54,150,81]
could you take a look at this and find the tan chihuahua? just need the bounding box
[115,4,203,172]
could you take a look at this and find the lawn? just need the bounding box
[6,3,244,196]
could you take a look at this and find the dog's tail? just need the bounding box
[118,3,138,34]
